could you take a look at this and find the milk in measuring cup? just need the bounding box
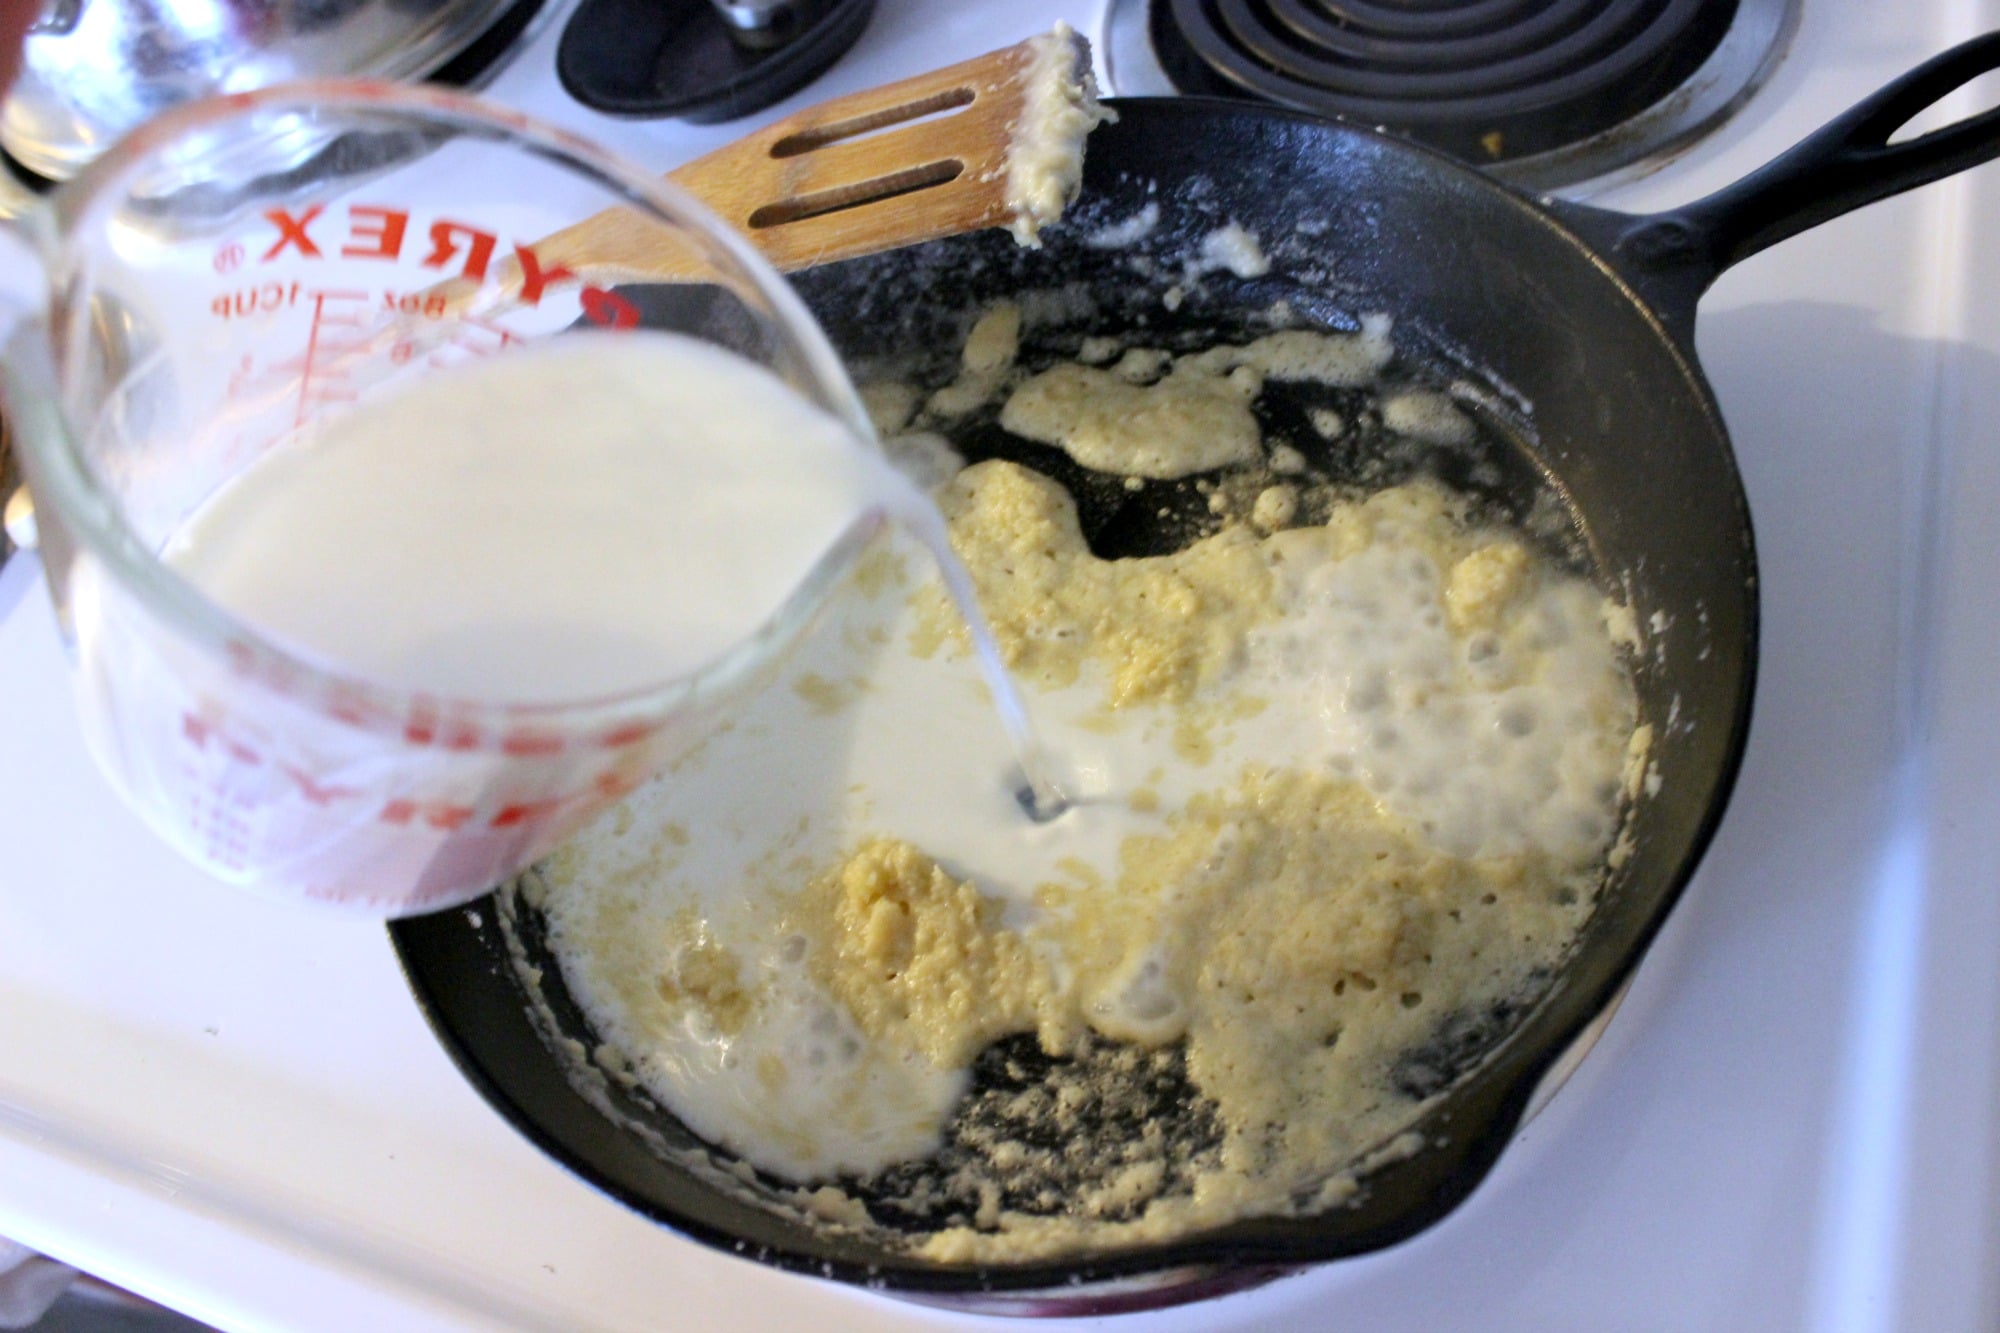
[166,331,886,701]
[138,327,1063,910]
[13,82,1079,915]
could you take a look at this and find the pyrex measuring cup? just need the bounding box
[1,81,879,915]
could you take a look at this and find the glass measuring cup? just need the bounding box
[2,81,881,916]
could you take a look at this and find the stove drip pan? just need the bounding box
[1105,0,1798,191]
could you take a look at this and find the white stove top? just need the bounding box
[4,1,1999,1329]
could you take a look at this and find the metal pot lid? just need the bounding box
[2,0,543,181]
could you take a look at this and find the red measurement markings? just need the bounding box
[424,314,523,366]
[211,280,303,321]
[178,706,654,833]
[381,289,453,319]
[222,354,259,405]
[293,289,372,429]
[207,218,645,428]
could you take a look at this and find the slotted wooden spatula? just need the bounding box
[520,27,1104,285]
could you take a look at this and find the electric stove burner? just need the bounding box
[1104,0,1799,190]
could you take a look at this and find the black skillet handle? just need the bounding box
[1563,29,2000,344]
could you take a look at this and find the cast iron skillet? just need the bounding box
[390,34,2000,1314]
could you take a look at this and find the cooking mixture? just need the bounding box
[515,260,1649,1261]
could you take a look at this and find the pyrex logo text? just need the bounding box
[256,204,575,305]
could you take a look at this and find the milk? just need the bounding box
[530,476,1639,1181]
[166,331,901,703]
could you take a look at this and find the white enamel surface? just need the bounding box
[3,0,2000,1329]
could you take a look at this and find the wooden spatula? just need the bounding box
[516,27,1104,287]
